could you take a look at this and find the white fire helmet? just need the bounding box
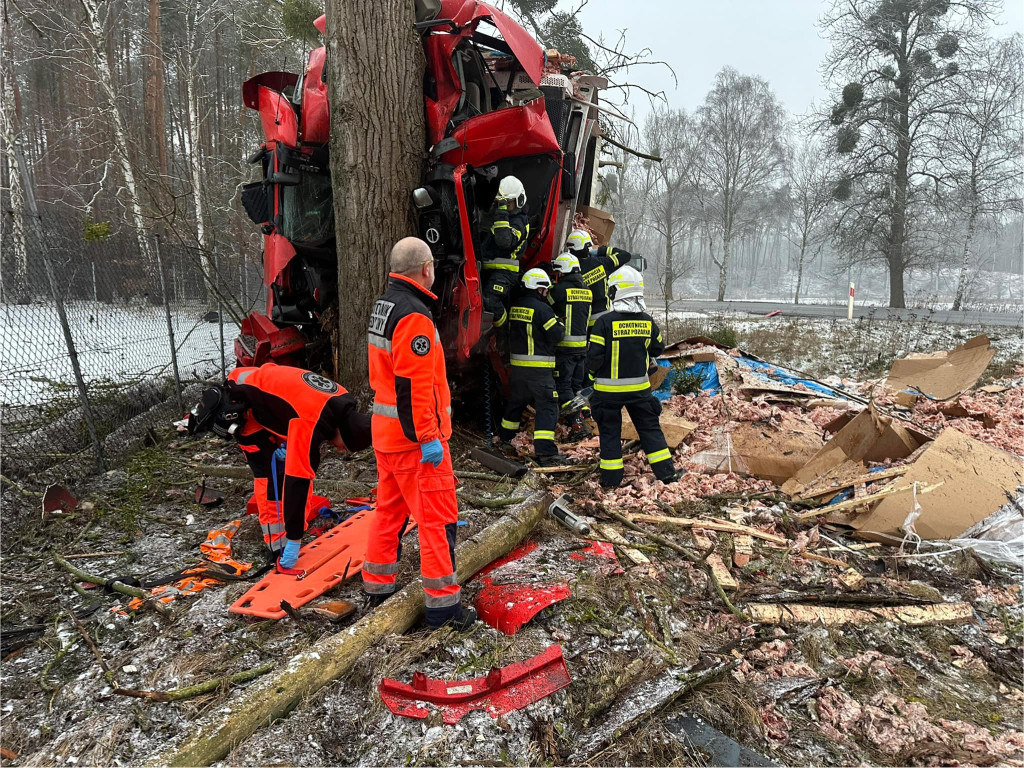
[565,229,593,255]
[521,267,552,291]
[552,252,580,274]
[496,175,527,209]
[607,265,644,301]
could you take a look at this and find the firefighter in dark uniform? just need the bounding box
[480,176,530,328]
[497,268,566,464]
[587,266,683,488]
[548,251,591,440]
[566,229,634,330]
[186,364,372,567]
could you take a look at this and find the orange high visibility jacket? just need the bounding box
[367,273,453,453]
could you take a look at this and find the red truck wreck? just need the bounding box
[236,0,609,384]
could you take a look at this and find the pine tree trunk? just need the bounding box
[952,207,978,312]
[325,0,425,388]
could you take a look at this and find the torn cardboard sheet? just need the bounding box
[851,428,1024,542]
[621,411,696,449]
[689,422,824,484]
[781,405,928,497]
[885,334,994,401]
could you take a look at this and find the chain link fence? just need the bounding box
[1,206,264,485]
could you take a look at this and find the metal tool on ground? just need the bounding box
[548,493,591,535]
[378,645,572,724]
[470,445,528,477]
[560,385,593,415]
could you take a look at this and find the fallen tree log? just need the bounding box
[148,488,552,767]
[745,602,974,626]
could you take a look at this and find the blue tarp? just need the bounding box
[651,351,851,402]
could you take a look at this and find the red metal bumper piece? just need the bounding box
[473,541,570,635]
[378,645,571,724]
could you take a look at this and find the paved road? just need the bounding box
[667,300,1023,328]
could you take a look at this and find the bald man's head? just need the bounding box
[389,237,435,289]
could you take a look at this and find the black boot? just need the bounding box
[660,468,685,485]
[536,453,570,467]
[430,604,478,631]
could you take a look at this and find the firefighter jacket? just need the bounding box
[579,246,632,325]
[367,273,453,453]
[508,290,565,371]
[547,272,592,354]
[587,310,665,396]
[226,363,371,540]
[480,204,530,273]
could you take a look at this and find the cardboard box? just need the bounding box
[689,423,824,484]
[577,204,615,245]
[781,405,928,496]
[885,334,994,400]
[852,428,1024,542]
[621,411,696,449]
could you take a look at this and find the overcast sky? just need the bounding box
[576,0,1024,121]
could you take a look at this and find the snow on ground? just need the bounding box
[0,301,234,405]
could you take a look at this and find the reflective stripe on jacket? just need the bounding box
[587,310,664,395]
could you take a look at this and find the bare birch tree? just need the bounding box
[785,135,835,304]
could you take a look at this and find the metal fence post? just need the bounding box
[215,250,226,378]
[154,235,184,415]
[12,144,106,470]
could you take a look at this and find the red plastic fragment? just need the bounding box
[41,485,77,518]
[378,645,571,724]
[765,310,783,318]
[472,539,569,635]
[568,541,625,574]
[475,582,571,635]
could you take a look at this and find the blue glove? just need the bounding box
[420,439,444,468]
[589,247,599,256]
[279,539,301,569]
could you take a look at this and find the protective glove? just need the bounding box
[279,539,301,569]
[420,439,444,468]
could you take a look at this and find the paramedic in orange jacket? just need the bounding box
[363,237,477,629]
[187,364,371,567]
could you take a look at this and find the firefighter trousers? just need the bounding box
[591,393,677,487]
[362,442,462,625]
[498,370,559,456]
[482,270,518,327]
[554,352,587,409]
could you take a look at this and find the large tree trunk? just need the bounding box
[794,238,806,305]
[1,18,29,301]
[144,0,168,178]
[148,490,553,767]
[325,0,425,388]
[952,205,978,312]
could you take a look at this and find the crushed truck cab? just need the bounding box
[237,0,607,378]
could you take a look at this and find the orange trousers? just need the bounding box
[362,442,461,624]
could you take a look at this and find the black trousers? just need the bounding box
[591,392,676,486]
[482,270,518,326]
[554,352,587,409]
[498,369,559,456]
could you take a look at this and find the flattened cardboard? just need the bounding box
[885,334,994,401]
[689,423,824,484]
[578,204,615,245]
[852,428,1024,542]
[649,365,670,391]
[621,410,696,449]
[781,405,927,496]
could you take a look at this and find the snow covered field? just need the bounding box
[0,301,234,406]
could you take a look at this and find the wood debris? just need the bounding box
[745,601,974,627]
[692,530,738,591]
[594,525,650,565]
[732,534,753,567]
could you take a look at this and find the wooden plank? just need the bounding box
[745,602,974,627]
[692,530,738,590]
[594,525,650,565]
[838,567,865,591]
[796,481,944,519]
[732,535,753,567]
[798,465,910,500]
[626,513,789,545]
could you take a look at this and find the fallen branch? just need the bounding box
[603,509,748,621]
[455,471,506,482]
[149,490,553,767]
[796,481,944,520]
[0,473,41,498]
[115,663,274,702]
[67,610,116,687]
[531,463,597,474]
[53,555,171,618]
[63,551,126,560]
